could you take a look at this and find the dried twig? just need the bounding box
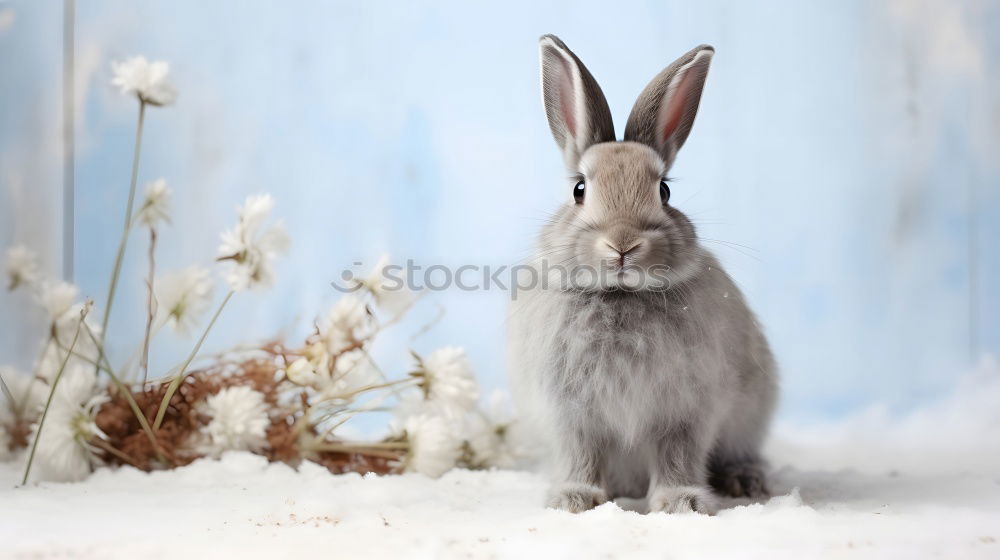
[140,227,157,384]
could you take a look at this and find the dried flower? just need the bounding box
[26,368,106,483]
[289,345,377,410]
[2,367,47,423]
[217,194,290,292]
[51,366,100,406]
[402,413,461,477]
[360,255,415,315]
[155,266,213,334]
[111,56,177,106]
[413,347,479,416]
[37,281,79,322]
[197,386,270,457]
[313,349,377,402]
[322,295,373,354]
[462,413,503,468]
[136,178,172,228]
[391,389,436,421]
[6,245,38,291]
[285,357,319,386]
[462,392,524,469]
[34,298,101,385]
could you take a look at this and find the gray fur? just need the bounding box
[509,36,777,514]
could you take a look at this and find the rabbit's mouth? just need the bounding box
[562,255,673,292]
[556,225,696,292]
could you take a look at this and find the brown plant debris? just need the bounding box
[93,351,400,476]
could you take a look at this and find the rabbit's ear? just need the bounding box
[539,35,615,168]
[624,45,714,168]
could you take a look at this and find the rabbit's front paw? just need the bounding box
[547,483,608,513]
[648,485,717,515]
[709,460,770,498]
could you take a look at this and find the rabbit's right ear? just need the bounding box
[539,35,615,169]
[624,45,714,169]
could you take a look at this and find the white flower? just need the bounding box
[392,389,436,422]
[462,392,525,469]
[156,266,213,334]
[218,194,290,291]
[415,347,479,416]
[360,255,415,315]
[6,245,39,291]
[294,347,377,408]
[136,178,172,227]
[313,349,376,402]
[321,295,373,354]
[37,281,79,322]
[285,357,319,386]
[111,56,177,106]
[51,366,99,406]
[463,412,503,468]
[34,296,102,385]
[403,413,461,477]
[197,386,270,458]
[333,348,373,379]
[27,394,108,482]
[237,194,274,235]
[26,369,106,483]
[2,367,47,423]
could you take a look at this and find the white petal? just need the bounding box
[404,413,461,477]
[196,386,270,458]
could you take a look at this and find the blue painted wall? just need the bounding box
[1,0,998,420]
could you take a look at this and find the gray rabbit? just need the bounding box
[508,35,778,514]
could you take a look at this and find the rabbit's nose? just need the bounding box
[601,239,644,268]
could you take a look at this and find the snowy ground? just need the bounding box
[3,360,1000,559]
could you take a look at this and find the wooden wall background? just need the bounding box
[1,0,997,420]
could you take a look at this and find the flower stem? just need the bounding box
[53,338,112,374]
[117,321,164,382]
[94,100,146,376]
[89,437,142,469]
[22,306,89,485]
[317,407,391,441]
[80,323,117,377]
[81,322,168,464]
[140,227,157,384]
[153,290,234,430]
[309,442,408,459]
[0,369,16,411]
[338,378,417,400]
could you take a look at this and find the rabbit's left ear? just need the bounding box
[624,45,714,168]
[539,35,616,169]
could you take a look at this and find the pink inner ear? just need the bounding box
[659,69,693,146]
[557,57,577,137]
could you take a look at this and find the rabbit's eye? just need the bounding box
[659,180,671,204]
[573,180,586,204]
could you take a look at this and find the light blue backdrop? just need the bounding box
[1,0,998,421]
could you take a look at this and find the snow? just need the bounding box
[3,360,1000,559]
[2,455,997,559]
